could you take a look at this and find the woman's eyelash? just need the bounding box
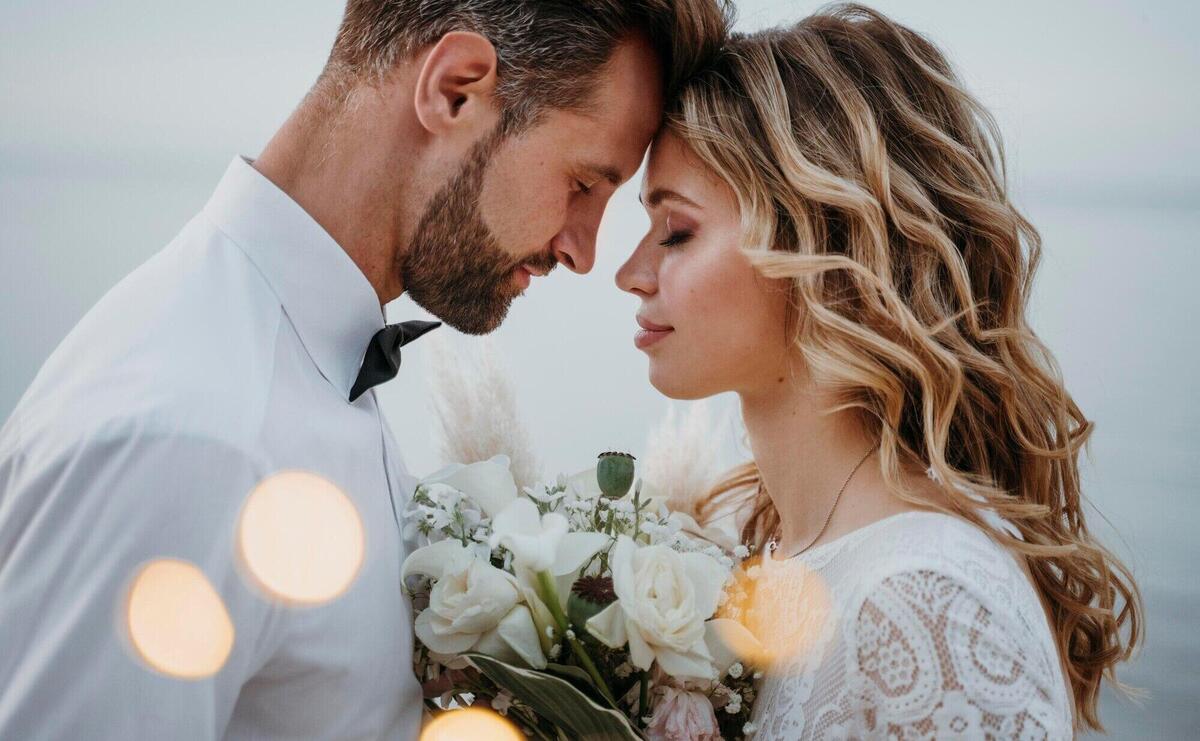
[659,230,693,248]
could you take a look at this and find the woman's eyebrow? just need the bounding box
[638,187,703,210]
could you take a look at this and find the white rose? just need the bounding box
[585,535,727,680]
[402,539,545,668]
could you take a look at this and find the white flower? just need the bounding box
[488,497,608,575]
[585,536,727,680]
[401,539,546,669]
[704,619,765,678]
[523,484,565,506]
[420,454,518,517]
[724,693,742,714]
[491,690,513,715]
[733,545,750,559]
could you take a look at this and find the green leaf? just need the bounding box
[542,662,602,697]
[463,653,641,740]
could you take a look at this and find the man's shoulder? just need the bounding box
[9,216,284,455]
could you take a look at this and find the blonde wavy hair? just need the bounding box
[677,4,1142,731]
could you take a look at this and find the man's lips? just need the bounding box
[512,259,554,290]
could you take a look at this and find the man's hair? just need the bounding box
[318,0,731,129]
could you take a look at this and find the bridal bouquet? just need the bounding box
[402,451,765,740]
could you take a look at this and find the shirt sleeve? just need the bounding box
[842,567,1072,739]
[0,423,285,740]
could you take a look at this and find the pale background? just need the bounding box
[2,0,1197,736]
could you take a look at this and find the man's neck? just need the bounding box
[254,88,424,307]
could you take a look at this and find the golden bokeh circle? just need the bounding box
[728,554,834,668]
[237,470,365,606]
[125,558,235,679]
[420,707,523,741]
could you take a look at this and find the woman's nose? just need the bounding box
[615,240,657,296]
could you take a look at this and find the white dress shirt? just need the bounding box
[0,157,425,740]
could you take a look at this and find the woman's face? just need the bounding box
[616,131,793,400]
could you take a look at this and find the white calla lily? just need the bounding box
[473,603,548,669]
[420,454,517,517]
[704,618,765,676]
[489,498,608,575]
[585,535,729,681]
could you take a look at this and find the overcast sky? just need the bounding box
[2,0,1196,204]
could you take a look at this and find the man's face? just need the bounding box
[399,36,664,335]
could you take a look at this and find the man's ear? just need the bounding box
[413,31,499,136]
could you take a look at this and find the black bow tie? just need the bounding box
[349,320,442,402]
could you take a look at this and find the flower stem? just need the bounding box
[535,570,616,706]
[638,671,649,724]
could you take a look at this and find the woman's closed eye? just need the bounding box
[659,230,693,248]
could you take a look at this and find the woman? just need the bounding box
[616,4,1141,738]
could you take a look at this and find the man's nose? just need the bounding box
[551,224,600,275]
[551,234,594,274]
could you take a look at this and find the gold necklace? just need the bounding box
[771,446,875,560]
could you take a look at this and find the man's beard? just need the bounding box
[399,130,556,335]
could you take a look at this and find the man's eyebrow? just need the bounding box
[638,187,703,210]
[583,163,624,186]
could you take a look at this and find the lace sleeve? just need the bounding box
[843,568,1072,740]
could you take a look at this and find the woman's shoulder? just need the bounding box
[832,510,1025,584]
[827,513,1073,735]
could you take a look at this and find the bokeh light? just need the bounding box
[729,553,834,668]
[237,470,365,606]
[420,707,524,741]
[125,558,235,679]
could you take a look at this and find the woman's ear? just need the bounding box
[413,31,499,137]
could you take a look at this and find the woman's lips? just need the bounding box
[635,316,674,350]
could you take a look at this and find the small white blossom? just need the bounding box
[728,662,744,679]
[491,691,513,715]
[743,721,757,735]
[733,544,750,559]
[548,644,562,660]
[565,629,576,640]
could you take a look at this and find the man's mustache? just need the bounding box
[519,250,559,276]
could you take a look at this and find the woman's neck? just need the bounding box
[738,368,880,555]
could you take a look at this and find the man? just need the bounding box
[0,1,728,738]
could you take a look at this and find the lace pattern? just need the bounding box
[748,512,1073,740]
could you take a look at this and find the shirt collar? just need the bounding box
[202,156,385,401]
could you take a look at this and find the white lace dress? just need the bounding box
[746,511,1073,740]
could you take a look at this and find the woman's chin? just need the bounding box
[648,364,712,401]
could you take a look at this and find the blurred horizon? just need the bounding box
[2,0,1197,737]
